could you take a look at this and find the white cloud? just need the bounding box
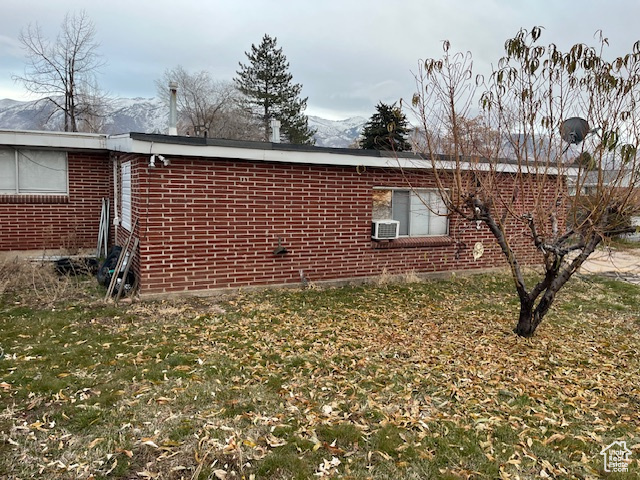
[0,0,639,117]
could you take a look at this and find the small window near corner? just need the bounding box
[372,188,448,237]
[0,148,68,194]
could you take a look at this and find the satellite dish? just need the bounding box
[560,117,591,145]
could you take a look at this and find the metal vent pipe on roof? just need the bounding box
[168,82,178,135]
[270,118,281,143]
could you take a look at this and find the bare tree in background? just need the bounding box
[13,10,106,132]
[156,66,261,140]
[411,27,640,337]
[74,78,111,133]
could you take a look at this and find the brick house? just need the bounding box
[1,129,550,296]
[0,130,111,254]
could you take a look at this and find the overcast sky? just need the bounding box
[0,1,638,120]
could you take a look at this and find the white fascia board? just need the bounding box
[0,129,107,150]
[106,135,423,169]
[430,159,569,175]
[106,134,568,175]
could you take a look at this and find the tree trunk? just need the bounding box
[514,298,539,337]
[515,236,601,337]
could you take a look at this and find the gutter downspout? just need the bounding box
[112,155,119,242]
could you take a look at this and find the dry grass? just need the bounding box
[0,257,96,306]
[372,268,423,286]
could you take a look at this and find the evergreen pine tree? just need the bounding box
[360,102,412,151]
[235,34,315,144]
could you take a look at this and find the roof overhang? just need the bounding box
[0,129,107,150]
[107,133,569,175]
[0,129,572,176]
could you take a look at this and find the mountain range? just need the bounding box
[0,97,367,148]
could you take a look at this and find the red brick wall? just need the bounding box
[124,155,555,295]
[0,152,112,252]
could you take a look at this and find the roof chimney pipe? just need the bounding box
[270,118,281,143]
[168,82,178,135]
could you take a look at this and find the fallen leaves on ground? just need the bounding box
[0,273,638,478]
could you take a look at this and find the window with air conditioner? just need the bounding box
[372,188,448,237]
[0,148,68,194]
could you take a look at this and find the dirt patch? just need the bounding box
[579,248,640,284]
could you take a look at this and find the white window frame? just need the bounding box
[372,187,449,237]
[0,148,68,195]
[120,161,132,231]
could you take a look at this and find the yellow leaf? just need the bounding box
[29,421,47,431]
[377,450,392,460]
[266,434,286,448]
[543,433,565,445]
[541,460,555,473]
[587,431,602,443]
[162,439,181,447]
[136,471,158,479]
[498,466,510,479]
[88,437,105,449]
[116,448,134,458]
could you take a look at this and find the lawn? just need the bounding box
[0,266,639,479]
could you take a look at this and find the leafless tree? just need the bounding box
[156,66,261,140]
[410,27,640,337]
[13,10,106,132]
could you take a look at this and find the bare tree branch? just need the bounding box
[13,10,106,132]
[409,27,640,337]
[156,66,261,140]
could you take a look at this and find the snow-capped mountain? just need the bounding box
[0,97,366,147]
[105,97,167,134]
[0,98,55,130]
[307,116,366,148]
[0,97,168,135]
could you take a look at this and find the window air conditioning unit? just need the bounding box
[371,220,400,240]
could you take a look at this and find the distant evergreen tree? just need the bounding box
[360,102,412,151]
[235,34,315,144]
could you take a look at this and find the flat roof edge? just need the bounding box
[0,129,569,175]
[109,133,565,175]
[0,129,107,150]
